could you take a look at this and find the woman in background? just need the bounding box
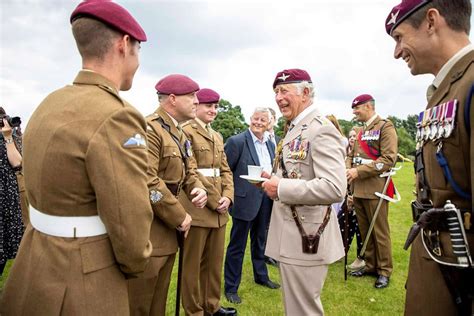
[326,116,365,271]
[0,106,24,276]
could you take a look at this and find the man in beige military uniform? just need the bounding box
[1,2,154,315]
[179,88,237,316]
[128,74,208,316]
[262,68,346,315]
[386,0,474,314]
[346,94,398,289]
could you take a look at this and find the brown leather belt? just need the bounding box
[290,205,332,254]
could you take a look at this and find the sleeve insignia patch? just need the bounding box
[123,133,146,148]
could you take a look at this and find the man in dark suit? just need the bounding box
[224,107,280,304]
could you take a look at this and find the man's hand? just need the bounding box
[346,168,359,184]
[216,196,231,214]
[262,175,280,200]
[177,213,192,238]
[191,187,207,208]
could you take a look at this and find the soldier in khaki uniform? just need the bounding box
[128,74,208,316]
[386,0,473,314]
[0,2,154,315]
[346,94,398,289]
[179,88,237,316]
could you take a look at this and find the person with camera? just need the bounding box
[0,106,24,277]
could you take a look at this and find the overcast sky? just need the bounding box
[1,0,473,128]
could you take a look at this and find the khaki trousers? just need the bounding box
[279,262,328,316]
[182,225,226,316]
[128,254,176,316]
[354,198,393,276]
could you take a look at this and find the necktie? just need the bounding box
[426,84,437,102]
[206,124,214,140]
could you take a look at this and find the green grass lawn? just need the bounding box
[1,162,414,315]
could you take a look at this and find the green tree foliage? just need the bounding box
[403,114,418,139]
[274,116,286,138]
[338,119,355,136]
[211,99,248,142]
[397,126,416,156]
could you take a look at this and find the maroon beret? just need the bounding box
[352,94,374,108]
[273,68,312,89]
[197,88,220,104]
[70,1,147,42]
[155,74,200,95]
[385,0,432,35]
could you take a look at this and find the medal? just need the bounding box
[436,102,446,139]
[429,106,438,140]
[443,100,457,138]
[185,140,193,157]
[422,108,431,141]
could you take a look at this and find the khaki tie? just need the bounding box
[426,84,437,102]
[206,124,213,139]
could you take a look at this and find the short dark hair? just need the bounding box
[0,107,5,116]
[72,17,122,60]
[406,0,471,34]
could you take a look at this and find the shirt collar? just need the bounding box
[433,43,474,88]
[365,114,378,127]
[291,103,316,127]
[250,129,268,143]
[195,117,208,130]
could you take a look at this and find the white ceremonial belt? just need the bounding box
[30,206,107,238]
[197,168,220,177]
[353,157,374,165]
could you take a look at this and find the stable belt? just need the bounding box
[197,168,220,177]
[353,157,374,165]
[30,206,107,238]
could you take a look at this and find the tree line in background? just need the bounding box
[211,99,418,157]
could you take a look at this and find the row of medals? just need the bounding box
[415,99,457,149]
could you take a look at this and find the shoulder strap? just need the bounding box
[464,83,473,137]
[156,117,188,165]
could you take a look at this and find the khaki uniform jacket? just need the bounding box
[346,116,398,199]
[146,108,205,256]
[1,70,153,315]
[178,119,234,228]
[265,108,346,266]
[405,49,474,316]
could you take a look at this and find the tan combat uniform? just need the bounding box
[179,118,234,316]
[346,116,398,277]
[128,107,205,316]
[0,70,154,315]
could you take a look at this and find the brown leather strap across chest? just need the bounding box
[290,205,331,254]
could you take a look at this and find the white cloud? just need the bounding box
[1,0,472,127]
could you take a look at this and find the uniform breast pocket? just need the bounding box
[279,206,327,261]
[192,142,211,162]
[162,146,183,180]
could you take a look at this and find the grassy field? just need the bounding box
[1,162,414,315]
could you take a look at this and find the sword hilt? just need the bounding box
[444,200,471,266]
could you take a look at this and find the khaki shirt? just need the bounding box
[146,107,205,256]
[178,119,234,228]
[346,116,398,199]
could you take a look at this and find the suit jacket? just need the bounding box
[178,119,234,228]
[265,108,346,266]
[1,70,153,315]
[225,129,275,221]
[346,116,398,199]
[146,107,205,256]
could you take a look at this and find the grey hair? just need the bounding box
[252,107,271,120]
[294,81,315,100]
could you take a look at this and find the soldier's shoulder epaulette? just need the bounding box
[146,112,160,122]
[313,115,330,126]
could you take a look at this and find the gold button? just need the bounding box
[301,216,305,221]
[201,146,204,150]
[173,152,177,156]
